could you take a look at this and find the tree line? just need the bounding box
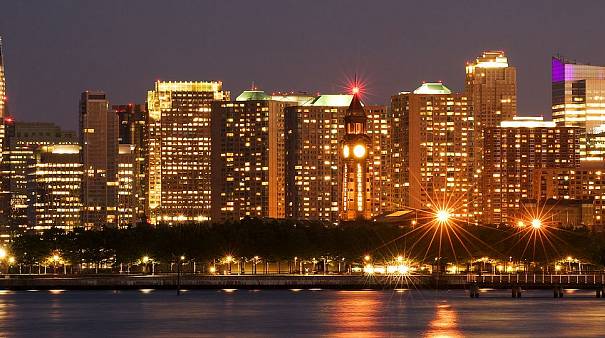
[8,218,605,269]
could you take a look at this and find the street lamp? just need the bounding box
[177,255,185,296]
[225,255,233,274]
[435,209,451,225]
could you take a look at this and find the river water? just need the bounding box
[0,289,604,337]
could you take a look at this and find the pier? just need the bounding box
[0,273,603,297]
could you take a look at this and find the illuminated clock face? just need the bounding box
[343,145,350,158]
[353,144,366,158]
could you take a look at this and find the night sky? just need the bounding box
[2,0,605,130]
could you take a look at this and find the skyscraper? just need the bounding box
[26,144,82,232]
[285,94,389,222]
[390,83,475,221]
[146,81,229,224]
[210,90,311,222]
[285,94,352,222]
[114,104,147,225]
[1,120,77,231]
[365,105,391,216]
[80,91,119,229]
[552,56,605,161]
[465,51,517,130]
[482,117,582,225]
[0,36,7,118]
[466,51,517,218]
[0,37,9,168]
[340,87,371,220]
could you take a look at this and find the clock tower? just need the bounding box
[340,86,371,220]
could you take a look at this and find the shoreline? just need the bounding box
[0,274,603,291]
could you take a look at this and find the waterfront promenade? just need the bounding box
[1,273,605,296]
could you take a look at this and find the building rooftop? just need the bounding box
[413,83,451,95]
[303,94,354,107]
[500,116,556,128]
[236,90,271,101]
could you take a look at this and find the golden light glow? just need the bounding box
[531,219,542,229]
[517,220,526,228]
[363,255,371,262]
[353,144,366,158]
[142,256,150,264]
[0,248,6,259]
[209,266,217,273]
[343,145,350,158]
[435,209,451,224]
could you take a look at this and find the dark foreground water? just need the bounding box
[0,289,604,337]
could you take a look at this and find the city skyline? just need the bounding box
[3,1,605,129]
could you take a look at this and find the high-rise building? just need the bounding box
[465,51,517,130]
[80,91,119,229]
[365,105,391,216]
[391,83,475,221]
[146,81,229,224]
[552,56,605,162]
[482,117,582,225]
[0,36,7,118]
[285,95,351,222]
[26,144,82,232]
[466,51,517,218]
[340,88,371,220]
[210,90,311,222]
[0,120,77,232]
[117,144,138,227]
[0,38,9,168]
[113,104,147,225]
[532,162,605,231]
[285,94,390,222]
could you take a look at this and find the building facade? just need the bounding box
[114,104,147,225]
[552,56,605,161]
[26,145,82,232]
[285,95,351,222]
[482,117,582,225]
[390,83,475,221]
[146,81,229,224]
[1,121,77,232]
[210,90,311,222]
[365,105,391,216]
[80,91,119,229]
[0,37,7,118]
[465,50,517,130]
[532,162,605,231]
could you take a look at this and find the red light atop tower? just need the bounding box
[352,86,360,94]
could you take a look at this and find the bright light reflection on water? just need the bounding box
[0,289,603,337]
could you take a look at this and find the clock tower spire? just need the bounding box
[340,80,371,220]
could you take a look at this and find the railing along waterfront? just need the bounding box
[466,273,605,285]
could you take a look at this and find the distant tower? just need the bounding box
[340,84,371,220]
[0,36,6,117]
[79,91,119,229]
